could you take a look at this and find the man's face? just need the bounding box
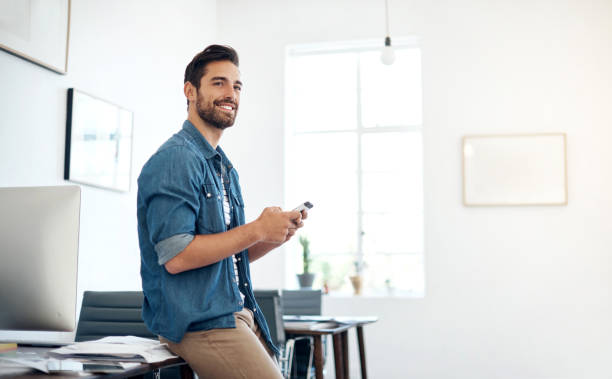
[195,60,242,130]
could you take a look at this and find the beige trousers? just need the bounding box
[160,308,283,379]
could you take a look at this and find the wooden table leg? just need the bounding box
[357,326,367,379]
[333,333,345,379]
[313,335,324,379]
[341,331,349,379]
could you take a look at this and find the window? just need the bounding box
[284,39,424,297]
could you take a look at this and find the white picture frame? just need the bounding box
[64,89,134,192]
[462,133,568,206]
[0,0,71,74]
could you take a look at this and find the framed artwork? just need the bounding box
[462,133,568,206]
[64,88,134,192]
[0,0,71,74]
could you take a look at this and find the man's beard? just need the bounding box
[196,93,238,130]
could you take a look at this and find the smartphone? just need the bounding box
[293,201,313,212]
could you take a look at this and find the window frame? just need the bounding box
[284,38,425,297]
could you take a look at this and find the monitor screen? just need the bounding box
[0,185,80,332]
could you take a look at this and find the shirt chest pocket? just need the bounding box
[231,190,244,209]
[197,182,225,234]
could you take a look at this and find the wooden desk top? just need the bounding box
[283,316,377,335]
[284,322,353,335]
[283,315,378,324]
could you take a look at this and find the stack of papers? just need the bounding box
[0,354,140,374]
[49,336,177,363]
[0,336,177,375]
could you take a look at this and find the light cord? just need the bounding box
[385,0,390,37]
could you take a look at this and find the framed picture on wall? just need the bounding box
[0,0,71,74]
[64,88,134,192]
[462,133,568,206]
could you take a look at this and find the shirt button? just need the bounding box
[206,193,212,198]
[239,300,243,306]
[237,257,241,261]
[244,282,248,287]
[218,195,221,200]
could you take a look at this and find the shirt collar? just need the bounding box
[181,120,234,169]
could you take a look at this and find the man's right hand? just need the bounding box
[255,207,302,244]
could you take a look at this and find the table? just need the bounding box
[284,316,377,379]
[2,346,194,379]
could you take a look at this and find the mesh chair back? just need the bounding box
[74,291,192,379]
[75,291,156,342]
[253,289,286,345]
[282,290,322,378]
[281,289,322,316]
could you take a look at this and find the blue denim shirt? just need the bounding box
[137,120,278,354]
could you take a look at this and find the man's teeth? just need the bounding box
[219,105,233,110]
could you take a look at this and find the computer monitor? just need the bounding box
[0,185,81,332]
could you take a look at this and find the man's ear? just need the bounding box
[184,82,196,106]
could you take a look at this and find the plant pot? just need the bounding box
[349,275,363,295]
[297,273,315,289]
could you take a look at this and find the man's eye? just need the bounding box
[213,82,222,86]
[234,86,242,91]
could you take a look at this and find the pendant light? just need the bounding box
[381,0,395,65]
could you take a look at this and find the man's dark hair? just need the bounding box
[184,45,239,108]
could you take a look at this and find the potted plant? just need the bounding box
[349,260,365,295]
[297,235,315,288]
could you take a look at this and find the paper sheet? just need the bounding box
[49,335,177,363]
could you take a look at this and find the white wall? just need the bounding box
[0,0,216,342]
[217,0,612,378]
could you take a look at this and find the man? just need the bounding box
[137,45,306,378]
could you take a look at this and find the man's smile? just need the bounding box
[215,101,236,113]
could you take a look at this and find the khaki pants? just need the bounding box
[160,308,283,379]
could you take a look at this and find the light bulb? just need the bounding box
[380,36,395,65]
[381,45,395,65]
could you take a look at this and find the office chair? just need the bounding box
[75,291,192,379]
[281,289,322,316]
[282,289,324,379]
[254,290,313,379]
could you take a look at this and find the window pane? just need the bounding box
[362,212,423,254]
[286,53,357,133]
[360,48,422,127]
[361,132,424,259]
[307,254,355,294]
[285,133,358,255]
[361,132,423,214]
[362,253,424,295]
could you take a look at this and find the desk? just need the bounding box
[284,317,377,379]
[3,346,193,379]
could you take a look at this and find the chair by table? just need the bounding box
[254,290,314,378]
[281,289,322,316]
[75,291,193,379]
[284,317,377,379]
[281,289,325,378]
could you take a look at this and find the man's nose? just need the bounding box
[223,86,237,102]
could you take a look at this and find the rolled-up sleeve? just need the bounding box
[155,233,194,265]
